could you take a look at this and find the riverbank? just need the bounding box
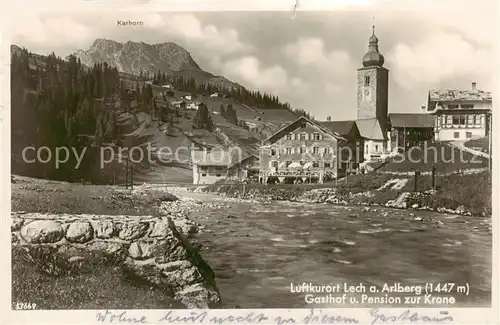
[199,172,491,217]
[11,175,221,309]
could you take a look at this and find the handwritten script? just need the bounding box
[369,308,454,325]
[95,308,453,324]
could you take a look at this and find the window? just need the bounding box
[300,147,307,154]
[446,115,452,126]
[452,115,466,126]
[216,174,222,177]
[201,173,207,177]
[312,162,319,168]
[466,132,472,139]
[272,161,279,168]
[286,147,293,155]
[313,147,319,154]
[300,161,305,165]
[324,147,330,154]
[461,104,474,109]
[271,149,277,156]
[324,162,331,168]
[467,115,474,125]
[454,132,460,139]
[299,133,307,140]
[300,122,306,128]
[375,144,379,151]
[313,133,321,140]
[474,115,481,125]
[286,134,292,140]
[448,104,459,109]
[365,75,370,86]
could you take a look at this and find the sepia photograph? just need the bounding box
[5,0,497,321]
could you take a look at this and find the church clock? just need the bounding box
[364,88,371,101]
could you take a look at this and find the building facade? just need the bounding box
[389,113,435,151]
[191,149,231,184]
[259,116,350,184]
[227,155,260,181]
[321,120,363,173]
[427,83,492,141]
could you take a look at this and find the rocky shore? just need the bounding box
[198,185,487,217]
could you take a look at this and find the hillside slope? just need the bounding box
[11,44,301,184]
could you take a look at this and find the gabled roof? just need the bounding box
[429,89,492,102]
[229,154,259,169]
[321,120,357,136]
[356,118,387,140]
[191,149,231,166]
[264,116,346,144]
[389,113,434,128]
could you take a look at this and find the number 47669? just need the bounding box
[15,302,37,310]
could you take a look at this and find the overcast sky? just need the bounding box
[10,0,496,120]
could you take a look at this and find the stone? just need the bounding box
[149,221,172,238]
[68,256,85,263]
[119,222,149,240]
[87,241,125,255]
[93,220,115,238]
[66,222,94,243]
[176,284,221,309]
[20,220,64,243]
[129,242,155,259]
[11,219,24,231]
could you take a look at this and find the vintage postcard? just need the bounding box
[1,0,498,324]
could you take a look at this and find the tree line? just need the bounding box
[11,47,157,183]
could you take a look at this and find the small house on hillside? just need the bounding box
[186,101,203,110]
[170,100,186,109]
[161,84,173,89]
[210,92,219,97]
[182,94,198,101]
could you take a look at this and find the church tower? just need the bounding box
[356,23,389,130]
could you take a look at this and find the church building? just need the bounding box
[323,24,391,161]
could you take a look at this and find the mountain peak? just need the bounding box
[73,39,202,74]
[72,38,241,90]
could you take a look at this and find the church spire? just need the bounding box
[362,18,384,67]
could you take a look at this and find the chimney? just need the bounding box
[326,116,332,122]
[472,82,477,91]
[421,105,426,112]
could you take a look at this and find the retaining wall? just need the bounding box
[11,212,221,308]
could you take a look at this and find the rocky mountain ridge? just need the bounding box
[72,39,242,90]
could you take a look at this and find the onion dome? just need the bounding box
[362,25,384,67]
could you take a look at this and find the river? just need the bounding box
[175,191,492,309]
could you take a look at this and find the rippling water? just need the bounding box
[181,193,492,308]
